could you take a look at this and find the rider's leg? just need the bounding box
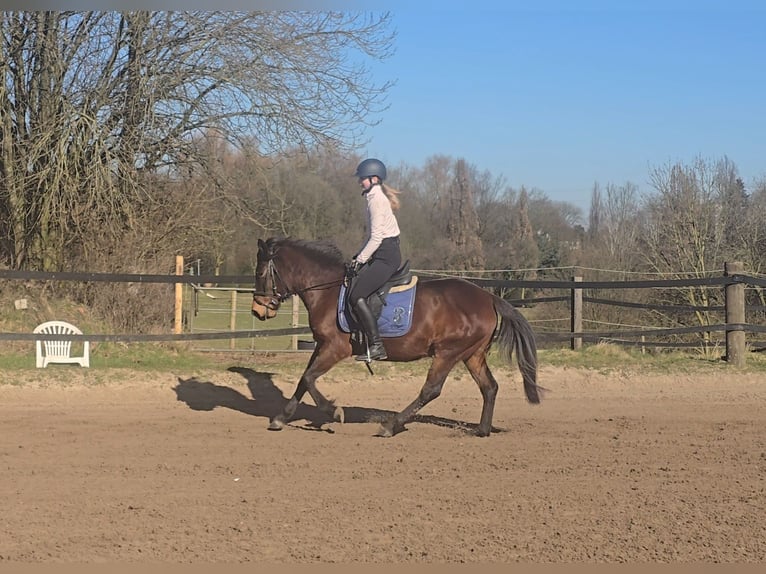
[352,297,387,361]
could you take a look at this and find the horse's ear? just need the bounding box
[258,238,265,252]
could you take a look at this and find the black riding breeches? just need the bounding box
[348,236,401,302]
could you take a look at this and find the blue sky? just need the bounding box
[357,1,766,214]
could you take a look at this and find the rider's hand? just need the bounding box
[346,258,362,276]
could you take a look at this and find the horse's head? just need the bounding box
[252,236,345,320]
[252,238,283,320]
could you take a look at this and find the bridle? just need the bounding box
[254,259,286,310]
[253,255,343,310]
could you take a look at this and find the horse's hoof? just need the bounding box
[375,423,394,438]
[333,406,345,424]
[268,418,284,431]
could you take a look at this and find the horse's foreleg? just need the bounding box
[377,355,457,437]
[269,347,345,430]
[303,373,345,424]
[269,379,307,430]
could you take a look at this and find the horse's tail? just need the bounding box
[493,296,541,404]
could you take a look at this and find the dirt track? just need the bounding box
[1,357,765,563]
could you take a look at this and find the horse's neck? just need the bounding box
[294,270,343,318]
[282,251,342,301]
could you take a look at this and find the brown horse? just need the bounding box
[251,237,541,437]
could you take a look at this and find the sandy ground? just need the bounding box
[0,356,764,564]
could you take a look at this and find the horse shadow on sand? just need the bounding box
[172,366,502,435]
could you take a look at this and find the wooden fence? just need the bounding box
[2,260,766,366]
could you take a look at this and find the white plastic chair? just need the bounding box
[33,320,90,368]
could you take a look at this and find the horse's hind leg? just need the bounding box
[464,350,498,437]
[377,355,458,437]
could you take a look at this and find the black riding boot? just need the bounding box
[353,297,387,361]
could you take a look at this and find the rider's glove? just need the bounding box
[346,258,362,277]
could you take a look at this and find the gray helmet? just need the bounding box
[355,158,387,181]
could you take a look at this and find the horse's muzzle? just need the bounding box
[252,295,278,320]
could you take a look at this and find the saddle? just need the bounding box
[353,261,413,316]
[339,261,418,338]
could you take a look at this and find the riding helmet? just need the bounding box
[355,158,387,181]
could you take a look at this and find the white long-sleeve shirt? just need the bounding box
[356,184,400,263]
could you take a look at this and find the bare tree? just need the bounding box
[398,155,459,269]
[640,156,746,346]
[745,177,766,308]
[588,182,602,242]
[600,182,641,269]
[580,180,647,333]
[0,11,395,271]
[512,187,540,270]
[526,190,583,275]
[386,161,445,269]
[481,186,541,300]
[643,157,732,276]
[444,159,485,270]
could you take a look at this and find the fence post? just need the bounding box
[724,261,746,367]
[174,255,184,334]
[291,295,299,350]
[230,290,237,350]
[571,275,582,350]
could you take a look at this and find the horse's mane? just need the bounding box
[275,237,345,268]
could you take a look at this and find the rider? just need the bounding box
[348,158,402,361]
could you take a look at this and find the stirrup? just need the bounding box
[355,343,387,362]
